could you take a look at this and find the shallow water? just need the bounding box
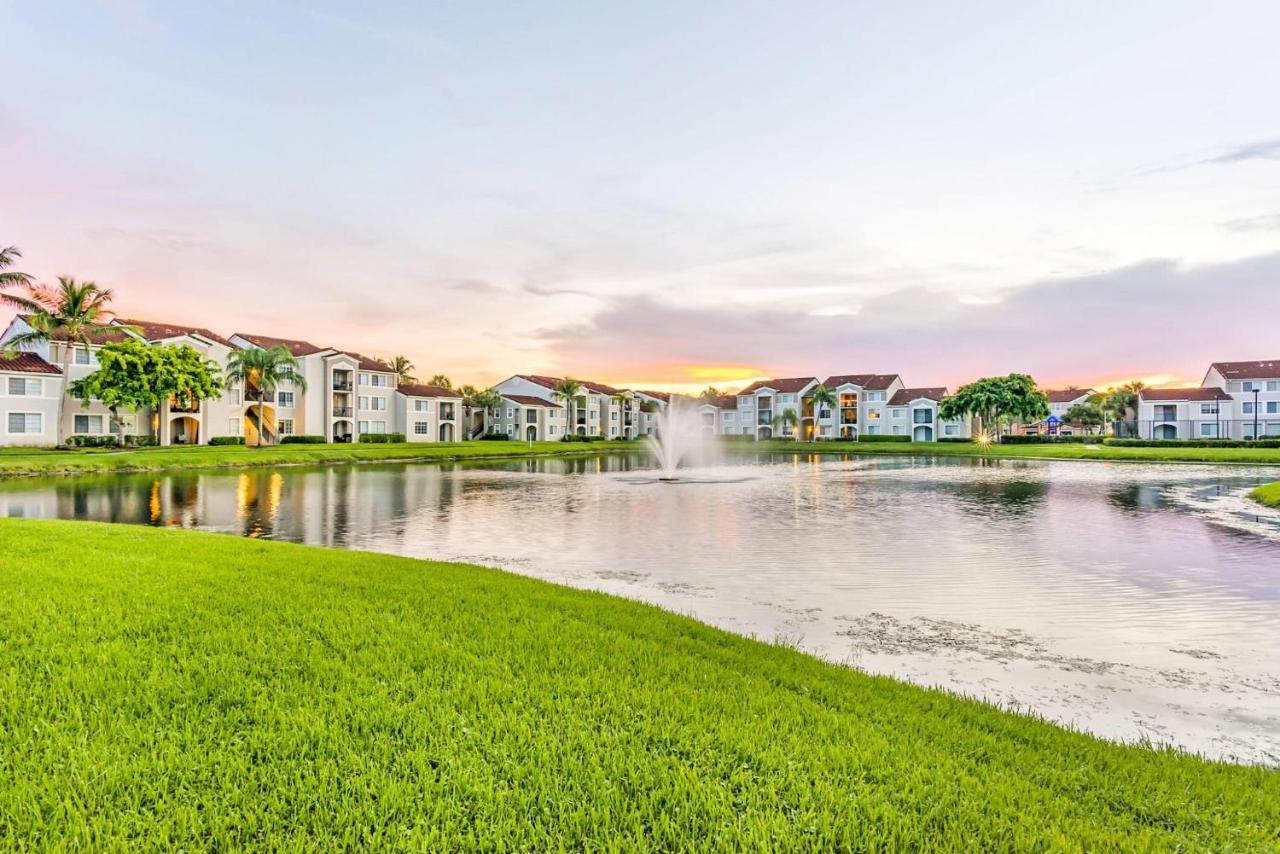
[4,452,1278,764]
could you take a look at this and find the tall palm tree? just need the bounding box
[808,384,837,442]
[772,408,799,439]
[383,355,416,386]
[0,245,31,289]
[552,378,584,438]
[471,388,503,436]
[0,276,137,437]
[225,345,307,446]
[428,374,453,389]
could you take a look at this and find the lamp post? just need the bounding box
[1254,387,1260,441]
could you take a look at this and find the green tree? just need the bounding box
[0,276,138,436]
[1095,381,1146,434]
[69,341,222,445]
[381,356,417,385]
[0,245,31,289]
[552,378,584,438]
[428,374,453,389]
[225,346,307,446]
[1064,402,1105,434]
[470,388,503,436]
[808,384,837,442]
[939,374,1049,441]
[699,386,722,402]
[772,408,799,439]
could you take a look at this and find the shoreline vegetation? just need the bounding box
[1,518,1275,848]
[1250,481,1280,507]
[2,437,1280,478]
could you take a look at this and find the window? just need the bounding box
[866,408,881,420]
[892,425,903,435]
[1242,381,1261,392]
[74,414,104,434]
[371,420,386,433]
[506,407,514,420]
[228,418,241,435]
[1201,423,1219,437]
[1227,382,1242,392]
[1200,403,1218,415]
[371,374,388,387]
[277,391,294,408]
[359,373,370,386]
[1269,402,1279,414]
[7,412,41,434]
[549,425,557,436]
[1269,381,1280,392]
[611,411,618,421]
[866,425,879,435]
[358,421,368,432]
[1243,402,1254,414]
[414,400,430,412]
[7,377,41,396]
[73,347,93,365]
[229,388,241,405]
[781,394,795,403]
[414,421,429,435]
[279,367,294,382]
[891,408,904,418]
[505,424,513,435]
[944,424,958,436]
[370,397,386,411]
[278,419,294,436]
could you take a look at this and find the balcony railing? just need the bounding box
[913,413,934,424]
[333,381,353,391]
[249,391,276,404]
[333,407,353,418]
[439,407,456,420]
[169,399,200,414]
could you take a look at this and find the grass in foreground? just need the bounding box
[750,438,1280,465]
[0,439,638,477]
[0,520,1275,849]
[1251,481,1280,508]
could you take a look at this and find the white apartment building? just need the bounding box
[492,394,562,440]
[1202,360,1280,439]
[1137,387,1235,440]
[813,374,903,439]
[395,383,463,442]
[631,390,671,436]
[492,375,649,439]
[733,377,818,439]
[0,353,64,447]
[885,387,971,441]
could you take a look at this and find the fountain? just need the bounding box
[646,400,714,481]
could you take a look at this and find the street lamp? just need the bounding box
[1253,387,1260,441]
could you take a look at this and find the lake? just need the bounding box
[4,451,1278,764]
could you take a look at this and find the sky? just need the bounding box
[2,1,1279,393]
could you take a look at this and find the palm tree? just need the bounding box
[772,408,799,439]
[699,386,722,402]
[225,345,307,446]
[552,378,584,438]
[808,384,837,442]
[471,388,503,436]
[382,355,417,385]
[611,392,633,438]
[0,246,31,289]
[0,276,137,437]
[428,374,453,389]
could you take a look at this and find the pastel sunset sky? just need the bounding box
[3,1,1279,393]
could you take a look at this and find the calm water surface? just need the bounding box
[5,453,1279,764]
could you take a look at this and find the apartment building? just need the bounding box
[395,383,463,442]
[1202,360,1280,439]
[813,374,903,439]
[632,390,671,436]
[732,377,818,439]
[884,387,971,441]
[492,394,563,440]
[0,352,64,447]
[1137,387,1235,440]
[698,395,738,435]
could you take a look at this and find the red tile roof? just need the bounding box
[233,333,329,357]
[888,387,948,405]
[701,395,738,409]
[1043,388,1094,404]
[15,315,131,344]
[1210,360,1280,380]
[115,318,235,348]
[516,375,621,395]
[503,394,561,407]
[823,374,900,391]
[0,352,61,374]
[634,390,671,402]
[397,383,460,399]
[1140,387,1232,402]
[737,377,818,395]
[342,352,395,373]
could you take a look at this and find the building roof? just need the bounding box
[15,315,131,344]
[888,387,948,405]
[1209,360,1280,381]
[634,389,671,402]
[823,374,900,391]
[232,333,329,357]
[115,318,235,348]
[701,394,738,410]
[1043,388,1094,404]
[516,375,621,395]
[396,383,460,399]
[737,377,818,395]
[503,394,561,408]
[342,352,394,373]
[0,352,61,374]
[1140,387,1232,402]
[580,379,622,395]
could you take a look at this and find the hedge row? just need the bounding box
[560,435,606,443]
[63,434,158,449]
[358,433,406,444]
[480,433,511,441]
[281,435,327,445]
[1102,438,1280,448]
[207,436,245,446]
[999,434,1101,445]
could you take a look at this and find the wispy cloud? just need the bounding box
[1222,212,1280,233]
[1139,139,1280,176]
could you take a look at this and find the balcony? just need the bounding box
[913,412,934,425]
[1154,409,1177,422]
[248,391,276,404]
[439,406,456,420]
[333,407,353,418]
[332,380,353,391]
[169,398,200,414]
[757,412,773,425]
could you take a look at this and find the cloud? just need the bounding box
[536,252,1280,389]
[1222,212,1280,233]
[1139,139,1280,176]
[449,279,504,294]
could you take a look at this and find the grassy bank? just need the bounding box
[0,439,637,477]
[1251,481,1280,507]
[750,438,1280,465]
[0,520,1274,848]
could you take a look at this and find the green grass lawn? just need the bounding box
[750,438,1280,465]
[1250,481,1280,508]
[0,439,639,477]
[0,519,1274,849]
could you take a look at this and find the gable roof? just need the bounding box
[15,315,131,345]
[701,395,738,410]
[516,375,621,395]
[823,374,900,391]
[232,333,329,357]
[342,352,394,373]
[115,318,235,348]
[0,352,61,374]
[888,387,948,406]
[1043,388,1094,404]
[1209,360,1280,381]
[737,377,817,395]
[1140,387,1232,402]
[634,390,671,402]
[396,383,460,399]
[503,394,560,408]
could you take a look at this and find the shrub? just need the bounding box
[358,433,406,444]
[1103,438,1280,448]
[63,435,119,449]
[1000,434,1100,445]
[281,435,327,445]
[124,435,158,447]
[480,433,511,441]
[856,434,913,443]
[207,436,245,446]
[560,434,604,443]
[938,437,974,443]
